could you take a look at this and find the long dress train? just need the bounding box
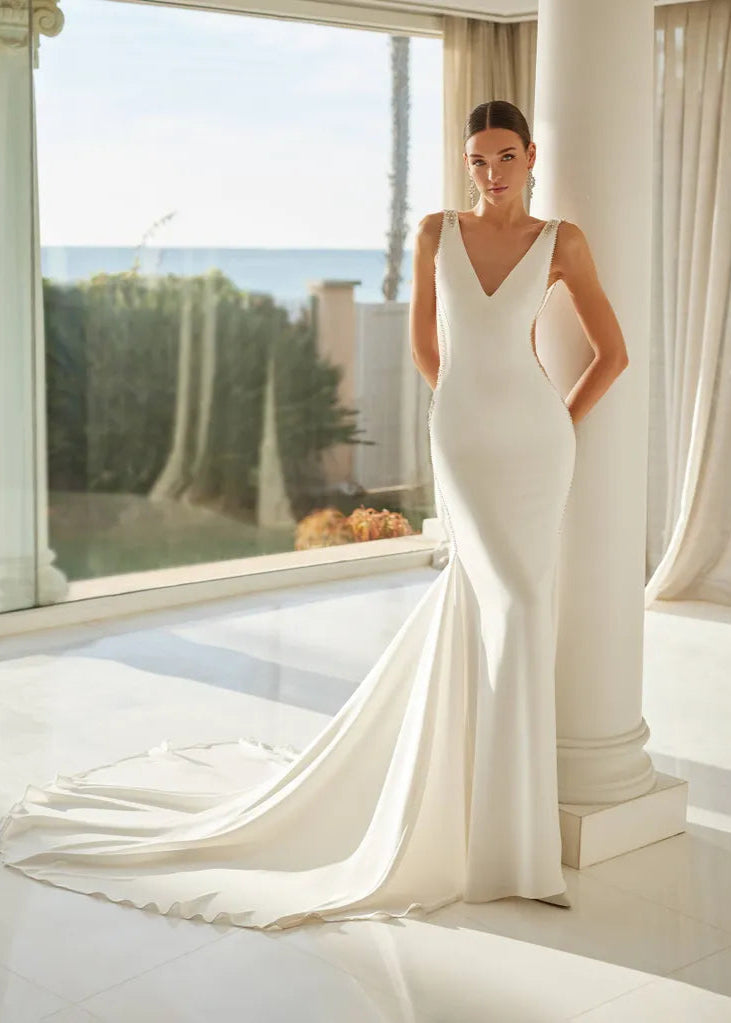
[0,210,576,930]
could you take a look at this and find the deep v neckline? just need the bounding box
[454,214,553,300]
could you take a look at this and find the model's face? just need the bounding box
[463,128,535,203]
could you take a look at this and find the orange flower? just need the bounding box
[294,505,414,549]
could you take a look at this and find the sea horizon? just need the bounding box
[41,245,416,311]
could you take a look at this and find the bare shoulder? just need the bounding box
[554,219,589,252]
[553,220,600,286]
[417,210,447,235]
[414,210,447,259]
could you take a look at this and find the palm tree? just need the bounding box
[382,35,410,302]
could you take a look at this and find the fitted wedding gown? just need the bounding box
[0,210,576,930]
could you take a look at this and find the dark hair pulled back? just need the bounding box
[463,100,531,151]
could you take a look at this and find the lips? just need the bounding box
[490,186,507,192]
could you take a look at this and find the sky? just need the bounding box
[35,0,443,249]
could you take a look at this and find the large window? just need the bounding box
[25,0,442,605]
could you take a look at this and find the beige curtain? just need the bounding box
[645,0,731,605]
[442,16,537,211]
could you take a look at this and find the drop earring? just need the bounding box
[527,168,536,200]
[469,177,478,205]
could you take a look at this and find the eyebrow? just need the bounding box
[468,147,517,157]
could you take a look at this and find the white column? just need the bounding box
[257,351,296,529]
[308,279,360,489]
[532,0,687,857]
[0,0,67,612]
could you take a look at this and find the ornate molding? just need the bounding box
[0,0,64,66]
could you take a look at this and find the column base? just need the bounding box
[0,547,68,612]
[38,547,69,604]
[559,771,688,869]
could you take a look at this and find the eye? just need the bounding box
[470,155,514,165]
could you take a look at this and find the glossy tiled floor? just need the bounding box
[1,568,730,1022]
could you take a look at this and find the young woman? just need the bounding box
[410,99,629,908]
[0,100,628,929]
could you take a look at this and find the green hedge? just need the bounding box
[44,269,369,520]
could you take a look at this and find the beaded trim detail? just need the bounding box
[427,209,457,559]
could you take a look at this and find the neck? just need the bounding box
[472,195,531,229]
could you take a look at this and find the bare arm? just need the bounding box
[409,212,443,391]
[555,221,630,426]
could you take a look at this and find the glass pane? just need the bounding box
[34,0,442,600]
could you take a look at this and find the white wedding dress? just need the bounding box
[0,210,576,930]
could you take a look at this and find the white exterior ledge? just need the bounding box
[0,527,442,638]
